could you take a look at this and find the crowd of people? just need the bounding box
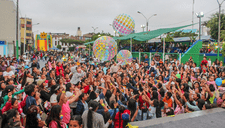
[0,50,224,128]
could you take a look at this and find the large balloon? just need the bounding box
[117,50,132,65]
[93,36,117,62]
[216,78,222,86]
[112,13,135,35]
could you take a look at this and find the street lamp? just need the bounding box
[32,23,40,26]
[141,25,145,32]
[92,27,98,34]
[137,11,157,31]
[196,12,204,40]
[217,0,225,60]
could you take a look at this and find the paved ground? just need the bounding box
[130,108,225,128]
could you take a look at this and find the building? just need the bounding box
[0,0,16,56]
[20,17,32,54]
[50,32,94,52]
[76,27,82,36]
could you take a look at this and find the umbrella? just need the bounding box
[50,46,59,50]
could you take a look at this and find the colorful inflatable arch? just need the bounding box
[35,34,52,51]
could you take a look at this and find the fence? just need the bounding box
[89,51,224,66]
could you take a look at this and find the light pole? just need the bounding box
[137,11,157,31]
[92,27,98,34]
[141,25,145,32]
[16,0,19,58]
[217,0,225,60]
[196,12,204,40]
[192,0,195,30]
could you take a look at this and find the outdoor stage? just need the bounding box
[130,108,225,128]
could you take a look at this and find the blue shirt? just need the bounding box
[26,96,37,109]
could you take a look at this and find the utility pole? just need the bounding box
[217,0,225,60]
[16,0,19,58]
[24,15,26,55]
[192,0,195,30]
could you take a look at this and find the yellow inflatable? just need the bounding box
[126,123,139,128]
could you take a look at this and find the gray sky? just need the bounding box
[18,0,222,36]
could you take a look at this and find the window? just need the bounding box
[63,48,66,51]
[55,41,57,46]
[27,21,31,24]
[26,27,31,30]
[26,33,31,36]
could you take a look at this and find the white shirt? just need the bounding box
[24,59,30,66]
[3,71,14,77]
[10,66,16,74]
[50,93,57,103]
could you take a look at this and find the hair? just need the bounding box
[197,99,205,110]
[87,100,99,128]
[2,85,14,97]
[25,105,39,128]
[105,90,112,105]
[50,84,60,95]
[118,105,126,128]
[48,79,55,88]
[2,109,18,128]
[11,98,17,106]
[66,83,72,92]
[70,115,83,126]
[22,71,30,87]
[166,92,172,99]
[209,84,215,92]
[24,84,35,96]
[46,105,62,128]
[159,88,165,97]
[127,99,136,119]
[152,90,158,100]
[79,93,86,101]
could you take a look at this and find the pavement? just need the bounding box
[130,108,225,128]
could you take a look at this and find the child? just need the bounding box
[69,115,83,128]
[0,85,25,109]
[46,105,67,128]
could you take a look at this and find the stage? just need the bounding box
[130,108,225,128]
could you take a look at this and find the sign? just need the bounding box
[0,41,5,45]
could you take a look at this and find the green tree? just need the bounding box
[161,33,174,42]
[57,45,62,49]
[206,12,225,40]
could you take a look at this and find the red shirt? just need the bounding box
[114,110,130,128]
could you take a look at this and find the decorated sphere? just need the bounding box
[117,50,132,65]
[93,36,117,62]
[112,13,135,35]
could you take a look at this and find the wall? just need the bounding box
[0,0,16,55]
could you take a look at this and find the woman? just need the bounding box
[39,82,51,102]
[46,105,67,128]
[82,100,112,128]
[26,105,46,128]
[58,77,66,91]
[2,109,21,128]
[48,56,55,71]
[21,71,34,87]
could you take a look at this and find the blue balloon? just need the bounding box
[215,78,222,86]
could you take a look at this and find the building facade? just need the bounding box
[0,0,16,56]
[20,17,32,54]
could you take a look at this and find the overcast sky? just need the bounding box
[17,0,222,36]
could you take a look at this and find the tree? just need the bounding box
[57,45,62,49]
[68,46,74,51]
[161,33,174,42]
[206,12,225,40]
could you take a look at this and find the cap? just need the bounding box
[24,66,29,69]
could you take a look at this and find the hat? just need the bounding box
[24,66,29,69]
[159,61,163,64]
[202,77,207,81]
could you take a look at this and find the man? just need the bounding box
[110,61,122,73]
[3,66,15,80]
[103,62,109,75]
[47,70,56,81]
